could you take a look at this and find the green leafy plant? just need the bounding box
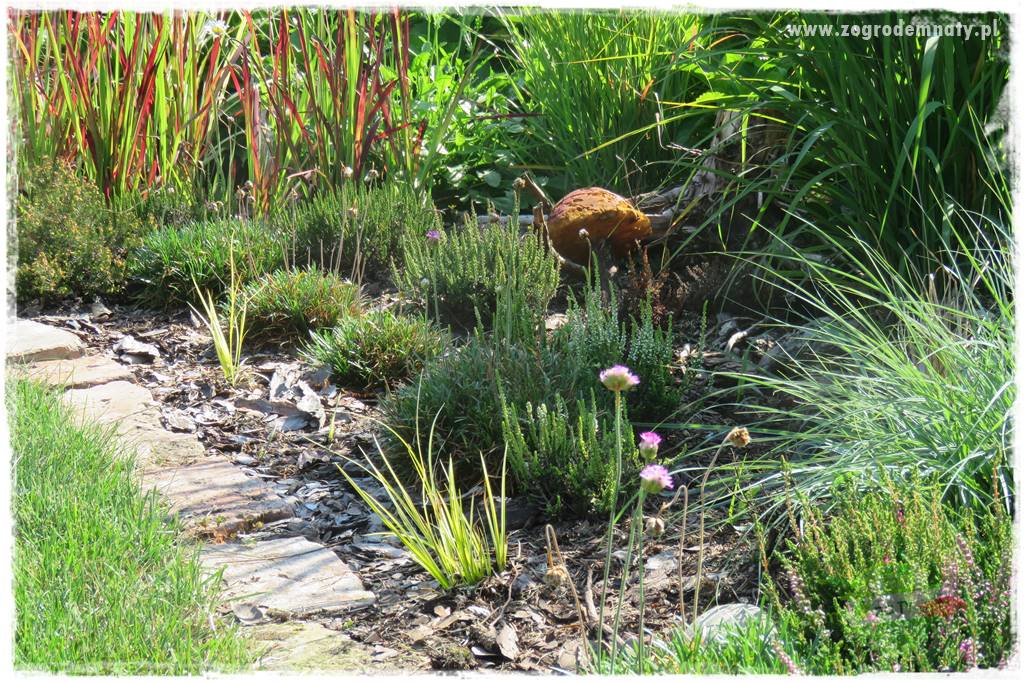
[336,411,507,590]
[395,214,559,327]
[765,478,1012,673]
[14,161,154,304]
[10,379,249,673]
[129,218,284,306]
[304,309,446,388]
[240,267,361,341]
[190,246,248,386]
[498,9,718,198]
[500,392,638,517]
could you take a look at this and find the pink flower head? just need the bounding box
[599,365,640,392]
[865,611,880,625]
[640,464,673,494]
[426,229,441,242]
[638,431,661,458]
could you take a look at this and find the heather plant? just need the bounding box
[15,161,153,304]
[240,267,362,341]
[304,309,447,389]
[765,477,1012,673]
[553,277,681,420]
[395,211,560,327]
[276,182,439,280]
[500,392,639,518]
[128,218,284,306]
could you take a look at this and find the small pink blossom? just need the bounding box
[639,464,673,494]
[426,229,441,242]
[599,365,640,392]
[638,431,661,458]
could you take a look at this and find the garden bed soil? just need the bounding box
[24,297,784,672]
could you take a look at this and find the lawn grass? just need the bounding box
[9,378,250,674]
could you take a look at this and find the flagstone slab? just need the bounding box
[7,319,84,363]
[201,536,375,617]
[144,457,293,536]
[23,355,132,389]
[249,622,374,672]
[64,380,156,423]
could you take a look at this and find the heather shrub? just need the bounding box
[241,267,361,341]
[553,278,681,420]
[128,218,284,306]
[766,478,1012,673]
[15,161,153,304]
[276,182,438,279]
[395,215,560,327]
[304,309,447,388]
[500,392,639,517]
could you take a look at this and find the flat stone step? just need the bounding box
[22,354,132,389]
[7,319,84,363]
[64,380,156,423]
[144,457,293,537]
[248,622,374,672]
[201,536,375,618]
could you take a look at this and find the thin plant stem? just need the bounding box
[596,389,624,666]
[693,437,728,624]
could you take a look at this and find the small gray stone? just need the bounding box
[7,319,84,363]
[693,603,764,641]
[201,536,375,617]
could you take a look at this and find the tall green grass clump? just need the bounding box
[395,212,560,327]
[499,9,717,197]
[719,212,1013,519]
[10,380,249,673]
[241,267,362,341]
[276,182,439,280]
[128,218,284,306]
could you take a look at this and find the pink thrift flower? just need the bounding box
[426,229,441,242]
[638,431,661,458]
[640,464,673,494]
[599,365,640,392]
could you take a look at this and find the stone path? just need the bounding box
[7,319,379,671]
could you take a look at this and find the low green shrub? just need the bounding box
[500,392,638,517]
[241,267,361,341]
[15,161,153,305]
[766,479,1012,673]
[304,309,447,388]
[275,182,438,279]
[553,279,681,420]
[128,218,284,306]
[10,379,249,673]
[395,216,560,327]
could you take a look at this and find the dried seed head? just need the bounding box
[544,564,571,588]
[644,516,666,537]
[512,177,526,191]
[725,427,750,448]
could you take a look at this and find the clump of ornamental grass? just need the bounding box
[334,410,507,590]
[394,207,560,327]
[240,266,362,341]
[275,182,438,281]
[129,217,284,306]
[304,309,447,389]
[762,475,1012,673]
[190,245,248,387]
[714,211,1013,522]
